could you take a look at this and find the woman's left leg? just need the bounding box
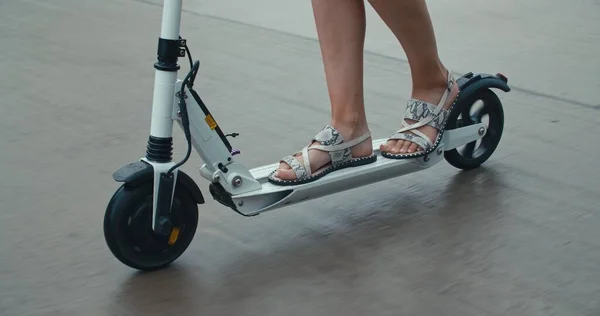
[270,0,376,185]
[368,0,460,157]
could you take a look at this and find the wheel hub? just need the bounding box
[128,203,173,254]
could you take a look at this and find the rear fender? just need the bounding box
[456,72,511,99]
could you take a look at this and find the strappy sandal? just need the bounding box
[381,71,460,160]
[268,125,377,186]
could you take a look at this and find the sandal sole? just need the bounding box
[268,154,378,186]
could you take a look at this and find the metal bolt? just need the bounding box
[478,127,485,136]
[437,147,443,155]
[237,201,244,207]
[232,176,242,187]
[214,174,221,181]
[424,155,430,162]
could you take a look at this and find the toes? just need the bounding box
[407,142,419,153]
[379,142,388,152]
[381,140,396,152]
[399,140,412,153]
[274,161,292,178]
[382,140,399,153]
[393,140,405,153]
[275,168,296,180]
[274,162,290,173]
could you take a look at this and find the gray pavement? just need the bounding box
[1,0,600,315]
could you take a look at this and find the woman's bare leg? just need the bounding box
[368,0,460,154]
[274,0,373,180]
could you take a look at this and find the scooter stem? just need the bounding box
[148,0,183,144]
[144,0,184,234]
[160,0,183,40]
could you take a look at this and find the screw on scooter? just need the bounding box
[102,0,511,271]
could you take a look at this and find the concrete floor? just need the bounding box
[1,0,599,315]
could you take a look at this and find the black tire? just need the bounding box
[103,180,199,271]
[444,88,504,170]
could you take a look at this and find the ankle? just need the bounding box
[411,64,449,92]
[330,114,369,138]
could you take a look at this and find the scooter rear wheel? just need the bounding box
[444,88,504,170]
[103,181,198,271]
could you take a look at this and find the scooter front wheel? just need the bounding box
[444,88,505,170]
[103,180,198,271]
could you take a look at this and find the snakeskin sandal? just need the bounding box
[268,125,377,186]
[381,71,460,160]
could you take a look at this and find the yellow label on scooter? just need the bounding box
[205,114,217,130]
[168,227,180,246]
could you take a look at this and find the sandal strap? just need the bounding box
[278,125,372,179]
[309,125,371,167]
[281,154,310,179]
[400,98,451,131]
[310,125,371,152]
[405,120,430,142]
[388,132,432,151]
[395,71,455,134]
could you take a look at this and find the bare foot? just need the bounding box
[274,124,373,180]
[381,72,459,155]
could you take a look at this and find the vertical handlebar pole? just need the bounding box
[146,0,184,162]
[160,0,183,40]
[144,0,185,233]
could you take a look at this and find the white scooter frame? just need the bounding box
[105,0,510,269]
[171,79,490,217]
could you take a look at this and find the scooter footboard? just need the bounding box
[228,138,445,216]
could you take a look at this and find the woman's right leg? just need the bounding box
[273,0,374,181]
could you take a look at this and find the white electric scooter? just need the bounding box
[103,0,511,271]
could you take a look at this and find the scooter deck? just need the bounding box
[229,138,442,216]
[227,122,486,216]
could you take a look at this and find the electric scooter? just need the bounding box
[103,0,511,271]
